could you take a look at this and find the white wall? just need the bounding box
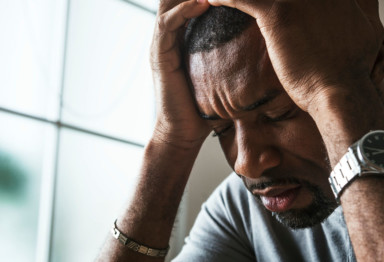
[185,136,232,235]
[167,136,232,260]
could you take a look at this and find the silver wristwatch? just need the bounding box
[329,130,384,199]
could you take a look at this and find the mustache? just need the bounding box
[239,175,303,191]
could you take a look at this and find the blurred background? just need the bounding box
[0,1,383,261]
[0,0,232,261]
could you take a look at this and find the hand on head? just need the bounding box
[206,0,384,111]
[151,0,384,147]
[150,0,211,149]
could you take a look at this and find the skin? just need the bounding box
[97,0,384,261]
[187,24,334,215]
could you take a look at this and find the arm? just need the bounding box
[97,139,203,262]
[97,0,210,261]
[205,0,384,260]
[309,78,384,262]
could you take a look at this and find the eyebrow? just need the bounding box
[199,90,282,120]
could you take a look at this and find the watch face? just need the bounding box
[360,131,384,169]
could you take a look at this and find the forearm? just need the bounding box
[309,79,384,261]
[341,177,384,261]
[97,1,212,260]
[97,136,204,262]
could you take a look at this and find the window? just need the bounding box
[0,0,157,261]
[1,1,232,261]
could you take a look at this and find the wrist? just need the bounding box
[120,131,205,249]
[308,80,384,166]
[151,122,209,151]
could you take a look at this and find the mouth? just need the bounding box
[253,185,302,212]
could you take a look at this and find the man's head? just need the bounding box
[184,7,253,54]
[184,7,338,229]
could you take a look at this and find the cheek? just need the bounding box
[217,111,329,172]
[281,112,329,171]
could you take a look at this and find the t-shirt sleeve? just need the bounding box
[172,174,255,262]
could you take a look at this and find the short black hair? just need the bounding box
[184,6,253,54]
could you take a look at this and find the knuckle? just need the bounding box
[262,2,296,28]
[151,59,180,73]
[156,15,167,32]
[177,1,189,11]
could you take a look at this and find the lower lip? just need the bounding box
[261,187,301,212]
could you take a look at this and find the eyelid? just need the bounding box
[211,104,299,137]
[212,124,234,137]
[266,106,298,122]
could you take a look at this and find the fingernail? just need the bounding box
[197,0,206,4]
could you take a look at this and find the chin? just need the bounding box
[271,195,339,230]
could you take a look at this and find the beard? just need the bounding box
[271,181,338,229]
[243,177,338,229]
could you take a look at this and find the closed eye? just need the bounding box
[211,105,299,137]
[265,107,298,123]
[212,125,234,137]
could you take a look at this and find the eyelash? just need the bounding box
[212,125,234,137]
[265,109,295,122]
[212,108,297,138]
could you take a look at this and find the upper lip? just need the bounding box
[252,184,301,197]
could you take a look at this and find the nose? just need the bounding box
[234,126,281,179]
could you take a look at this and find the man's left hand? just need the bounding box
[208,0,384,112]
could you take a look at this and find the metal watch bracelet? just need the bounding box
[111,219,169,258]
[328,146,361,200]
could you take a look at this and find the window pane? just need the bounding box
[123,0,158,13]
[0,1,66,120]
[62,0,156,145]
[51,128,144,262]
[0,112,56,262]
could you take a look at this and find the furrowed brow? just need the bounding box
[198,89,282,120]
[242,91,281,111]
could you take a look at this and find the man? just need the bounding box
[98,0,384,261]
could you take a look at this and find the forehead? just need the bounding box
[187,24,283,117]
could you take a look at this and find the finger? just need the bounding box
[159,0,184,15]
[152,0,209,71]
[159,0,210,32]
[207,0,271,18]
[207,0,235,8]
[154,0,209,52]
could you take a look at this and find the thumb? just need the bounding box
[159,0,184,15]
[207,0,272,19]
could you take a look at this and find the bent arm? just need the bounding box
[97,0,211,260]
[203,0,384,259]
[308,79,384,262]
[97,138,203,262]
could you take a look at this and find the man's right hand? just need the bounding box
[97,4,212,260]
[150,0,211,150]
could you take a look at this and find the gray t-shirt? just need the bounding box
[173,173,356,262]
